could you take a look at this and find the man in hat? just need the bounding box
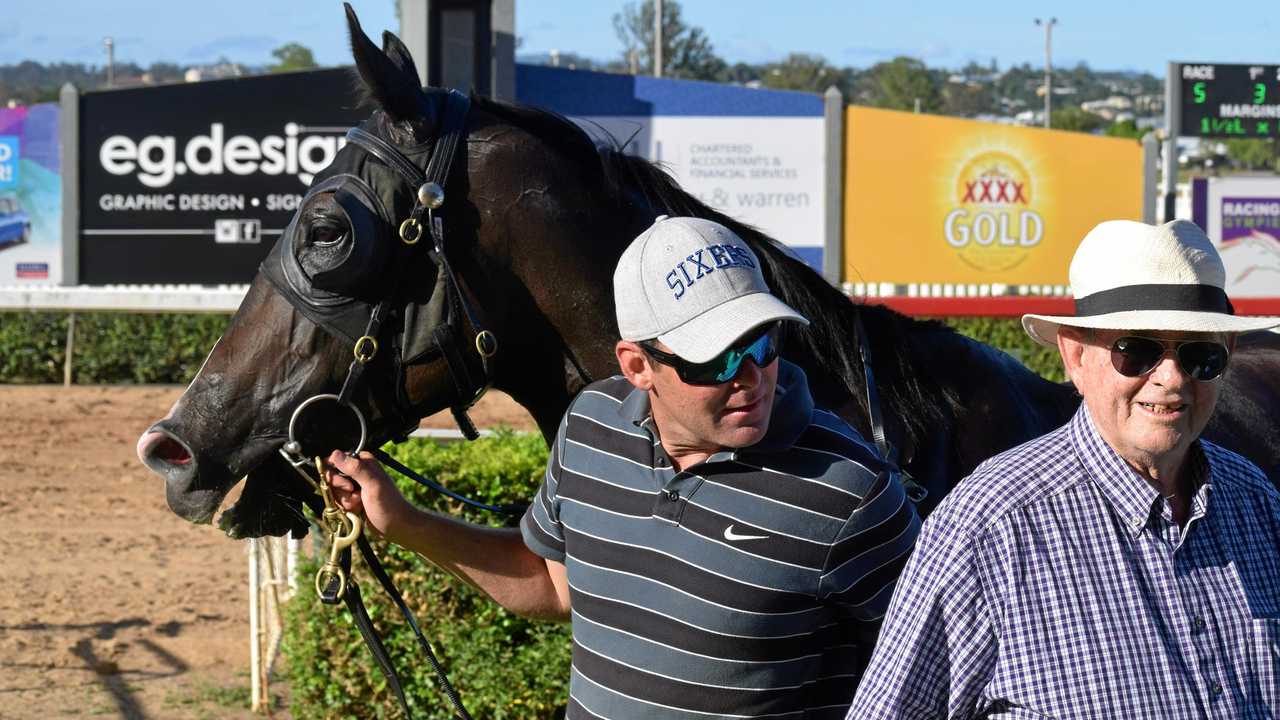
[848,219,1280,719]
[326,216,921,718]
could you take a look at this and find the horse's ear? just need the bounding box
[381,30,421,85]
[344,3,425,123]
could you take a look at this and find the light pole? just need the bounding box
[653,0,664,77]
[1034,17,1057,128]
[103,37,115,88]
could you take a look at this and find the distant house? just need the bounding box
[184,63,247,82]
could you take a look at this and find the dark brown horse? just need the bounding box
[138,8,1280,540]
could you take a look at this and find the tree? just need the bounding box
[1224,138,1278,171]
[1050,107,1106,133]
[857,57,942,112]
[1104,119,1146,140]
[269,43,318,73]
[759,53,854,95]
[612,0,726,81]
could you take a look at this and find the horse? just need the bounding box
[138,7,1280,543]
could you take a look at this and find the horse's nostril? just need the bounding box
[139,430,194,469]
[154,437,193,466]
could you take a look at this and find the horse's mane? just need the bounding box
[472,95,961,451]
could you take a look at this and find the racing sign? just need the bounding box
[1192,176,1280,300]
[79,69,367,284]
[843,106,1143,286]
[1176,62,1280,138]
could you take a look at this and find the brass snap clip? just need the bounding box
[399,217,423,245]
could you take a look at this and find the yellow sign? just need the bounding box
[843,107,1143,285]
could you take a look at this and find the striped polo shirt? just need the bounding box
[521,360,922,719]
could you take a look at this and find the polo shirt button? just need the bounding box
[1131,516,1144,529]
[666,489,679,501]
[1192,616,1206,632]
[1211,681,1223,696]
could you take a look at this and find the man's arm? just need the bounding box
[325,450,572,621]
[845,509,996,720]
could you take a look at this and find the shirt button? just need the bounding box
[1130,516,1144,529]
[1192,616,1206,632]
[666,489,679,501]
[1211,682,1223,696]
[656,458,666,467]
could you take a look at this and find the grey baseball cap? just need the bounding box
[613,216,808,363]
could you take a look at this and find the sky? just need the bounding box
[3,0,1277,77]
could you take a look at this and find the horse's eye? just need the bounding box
[308,222,347,247]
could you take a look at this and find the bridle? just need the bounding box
[263,89,498,720]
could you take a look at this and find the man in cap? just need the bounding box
[849,220,1280,719]
[326,215,921,719]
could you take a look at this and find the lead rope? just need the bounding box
[279,397,474,720]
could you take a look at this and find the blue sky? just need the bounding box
[3,1,1276,76]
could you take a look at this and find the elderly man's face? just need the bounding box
[1059,327,1231,473]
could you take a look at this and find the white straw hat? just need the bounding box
[613,216,808,362]
[1022,219,1279,347]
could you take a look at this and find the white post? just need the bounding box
[653,0,663,78]
[63,312,76,387]
[248,539,262,713]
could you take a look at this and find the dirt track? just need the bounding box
[0,385,534,719]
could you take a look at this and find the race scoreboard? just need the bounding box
[1176,62,1280,138]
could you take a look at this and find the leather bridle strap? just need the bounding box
[853,312,928,503]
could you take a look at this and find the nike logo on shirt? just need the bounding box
[723,524,769,541]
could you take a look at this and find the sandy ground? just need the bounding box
[0,385,535,719]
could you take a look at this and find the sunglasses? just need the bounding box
[642,324,782,386]
[1109,335,1230,381]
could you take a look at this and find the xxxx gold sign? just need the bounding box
[843,107,1142,286]
[944,150,1043,272]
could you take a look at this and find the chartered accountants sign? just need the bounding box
[79,68,367,284]
[843,106,1143,286]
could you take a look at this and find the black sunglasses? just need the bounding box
[1110,335,1230,381]
[641,324,782,386]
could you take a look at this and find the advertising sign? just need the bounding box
[517,64,827,271]
[79,69,367,284]
[1192,176,1280,299]
[1175,62,1280,139]
[0,103,61,284]
[843,106,1143,286]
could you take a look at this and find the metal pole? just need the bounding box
[823,86,845,286]
[1141,132,1159,223]
[653,0,663,77]
[1162,62,1182,222]
[103,38,114,88]
[59,83,79,286]
[249,539,262,713]
[1034,18,1057,128]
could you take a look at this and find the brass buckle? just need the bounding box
[354,335,378,364]
[475,330,498,359]
[399,217,422,245]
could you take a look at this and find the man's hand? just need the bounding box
[324,450,413,540]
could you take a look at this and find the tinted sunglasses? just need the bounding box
[642,324,782,386]
[1110,335,1230,381]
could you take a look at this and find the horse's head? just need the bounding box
[136,5,627,538]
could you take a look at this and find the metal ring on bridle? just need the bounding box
[286,393,368,457]
[475,330,498,359]
[399,217,423,245]
[354,335,378,364]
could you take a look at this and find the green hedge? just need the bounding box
[0,311,1063,384]
[281,431,571,720]
[0,311,229,383]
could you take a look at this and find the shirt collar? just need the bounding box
[1069,405,1163,538]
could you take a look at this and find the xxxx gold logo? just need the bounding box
[944,151,1043,272]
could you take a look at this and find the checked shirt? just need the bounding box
[849,405,1280,719]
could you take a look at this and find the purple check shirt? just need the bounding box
[849,406,1280,719]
